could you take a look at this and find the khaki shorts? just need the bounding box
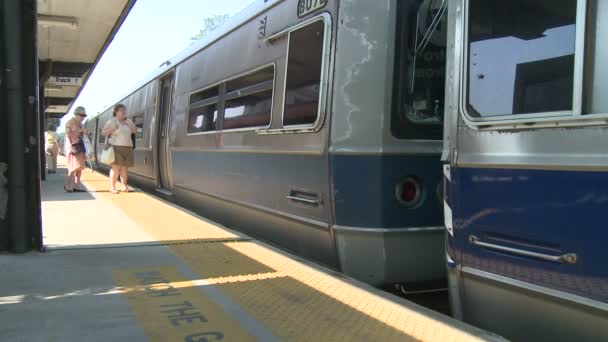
[112,145,134,167]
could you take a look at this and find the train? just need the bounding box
[83,0,607,340]
[443,0,607,340]
[85,0,447,289]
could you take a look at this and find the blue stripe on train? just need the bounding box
[451,166,608,303]
[330,154,443,228]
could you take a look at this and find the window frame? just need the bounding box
[281,14,331,130]
[459,0,589,130]
[390,0,448,141]
[132,112,146,143]
[260,13,332,134]
[220,63,276,133]
[186,85,221,136]
[186,63,277,136]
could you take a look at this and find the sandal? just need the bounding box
[109,189,119,194]
[73,188,86,193]
[64,186,73,193]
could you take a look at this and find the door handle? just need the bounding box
[286,189,322,207]
[286,195,320,206]
[469,235,578,264]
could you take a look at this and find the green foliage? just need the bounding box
[191,14,230,41]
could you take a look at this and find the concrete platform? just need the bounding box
[0,158,506,341]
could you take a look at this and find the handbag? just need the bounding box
[71,138,86,155]
[82,135,93,159]
[100,140,115,164]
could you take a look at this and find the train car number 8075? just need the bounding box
[297,0,328,17]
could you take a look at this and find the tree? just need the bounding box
[191,14,230,41]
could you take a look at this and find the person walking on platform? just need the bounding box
[44,124,60,174]
[102,103,136,194]
[64,106,89,192]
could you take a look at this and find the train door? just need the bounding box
[445,0,608,340]
[156,74,174,192]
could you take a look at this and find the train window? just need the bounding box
[392,0,446,140]
[226,66,274,94]
[283,20,325,127]
[190,87,219,104]
[98,128,105,143]
[223,66,274,129]
[188,104,218,133]
[466,0,577,118]
[224,90,273,129]
[188,87,219,134]
[132,114,145,140]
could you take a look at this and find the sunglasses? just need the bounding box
[76,113,87,117]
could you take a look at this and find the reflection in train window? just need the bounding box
[98,128,106,143]
[466,0,577,117]
[584,0,608,115]
[283,19,325,126]
[190,86,219,104]
[132,114,145,140]
[226,66,274,94]
[223,66,274,129]
[392,0,446,140]
[188,86,219,133]
[224,90,272,129]
[188,104,218,133]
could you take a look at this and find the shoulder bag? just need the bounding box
[100,138,115,164]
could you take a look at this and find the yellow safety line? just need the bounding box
[113,266,254,342]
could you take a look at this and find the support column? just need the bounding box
[3,0,28,252]
[0,2,8,251]
[24,0,42,250]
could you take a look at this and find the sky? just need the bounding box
[60,0,256,131]
[469,25,575,116]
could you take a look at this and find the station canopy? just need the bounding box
[38,0,136,119]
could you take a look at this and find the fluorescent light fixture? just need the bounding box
[38,15,78,29]
[45,85,62,91]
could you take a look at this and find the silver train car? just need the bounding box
[443,0,608,340]
[86,0,447,287]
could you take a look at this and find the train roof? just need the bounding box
[88,0,284,121]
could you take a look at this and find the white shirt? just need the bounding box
[105,119,132,147]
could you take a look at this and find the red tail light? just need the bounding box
[396,177,421,207]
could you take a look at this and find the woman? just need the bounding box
[102,104,137,194]
[64,106,88,192]
[44,124,60,174]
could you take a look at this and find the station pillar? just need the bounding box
[0,0,43,252]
